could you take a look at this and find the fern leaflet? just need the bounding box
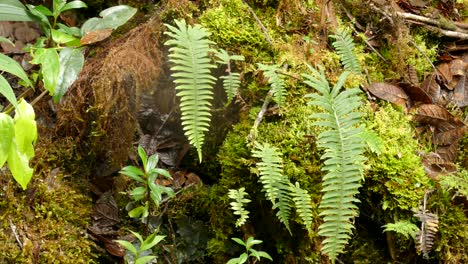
[164,19,216,162]
[291,182,314,233]
[257,63,286,107]
[304,65,366,262]
[331,28,361,74]
[413,192,439,257]
[228,188,251,227]
[383,220,420,239]
[252,143,292,233]
[216,49,244,102]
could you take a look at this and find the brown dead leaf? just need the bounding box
[436,141,458,162]
[92,191,119,227]
[366,82,409,105]
[436,63,452,86]
[413,104,462,129]
[450,59,467,77]
[454,75,467,107]
[434,126,467,145]
[421,73,441,101]
[400,83,432,104]
[422,152,457,180]
[80,28,113,45]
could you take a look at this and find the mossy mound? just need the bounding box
[0,169,95,263]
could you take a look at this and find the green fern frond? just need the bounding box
[383,220,420,239]
[330,28,361,74]
[228,188,251,227]
[164,19,216,162]
[252,143,292,233]
[291,182,314,233]
[216,49,244,102]
[257,63,286,107]
[304,65,366,262]
[359,129,382,154]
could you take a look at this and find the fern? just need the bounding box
[257,63,286,107]
[252,143,293,233]
[291,182,314,233]
[331,28,361,74]
[216,49,244,102]
[164,19,216,161]
[413,192,439,257]
[304,65,366,262]
[228,188,251,228]
[383,220,420,239]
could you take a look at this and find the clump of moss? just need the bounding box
[200,0,269,51]
[364,103,432,211]
[0,170,96,263]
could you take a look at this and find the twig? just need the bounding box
[30,89,49,107]
[396,11,468,33]
[241,0,273,46]
[409,40,438,74]
[247,89,273,142]
[9,219,22,250]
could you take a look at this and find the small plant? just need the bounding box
[383,220,420,239]
[228,187,251,227]
[115,230,165,264]
[120,146,175,220]
[227,237,272,264]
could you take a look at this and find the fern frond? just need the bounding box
[252,143,292,233]
[164,19,216,162]
[257,63,287,107]
[228,188,251,228]
[330,28,361,74]
[414,204,439,257]
[216,49,244,102]
[383,220,420,239]
[291,182,314,233]
[304,66,366,262]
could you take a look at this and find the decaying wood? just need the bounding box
[396,12,468,39]
[248,89,273,142]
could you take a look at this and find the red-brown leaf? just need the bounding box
[436,141,459,162]
[434,126,467,145]
[422,152,457,180]
[400,83,432,104]
[80,28,113,45]
[407,65,419,86]
[413,104,463,129]
[366,82,408,105]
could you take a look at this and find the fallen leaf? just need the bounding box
[421,73,441,101]
[436,63,451,86]
[422,152,457,180]
[436,141,458,162]
[400,83,432,104]
[413,104,462,129]
[434,126,467,145]
[80,28,113,45]
[366,82,409,105]
[454,75,467,107]
[407,65,419,86]
[92,191,119,227]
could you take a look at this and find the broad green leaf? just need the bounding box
[0,75,18,107]
[7,142,33,190]
[231,238,246,246]
[128,205,145,218]
[130,186,146,201]
[114,240,137,255]
[120,165,145,183]
[0,36,13,45]
[52,0,66,18]
[26,5,52,29]
[138,146,147,171]
[238,253,248,264]
[0,53,32,87]
[51,29,78,44]
[53,47,84,102]
[81,5,136,34]
[135,256,156,264]
[0,0,34,21]
[146,154,158,172]
[252,251,272,261]
[33,4,53,17]
[14,100,36,159]
[31,48,60,95]
[129,230,144,243]
[56,23,82,37]
[60,0,86,13]
[140,233,165,251]
[226,258,241,264]
[0,113,14,167]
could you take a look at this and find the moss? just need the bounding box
[200,0,269,53]
[364,103,432,211]
[0,170,96,263]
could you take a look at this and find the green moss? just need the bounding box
[200,0,269,52]
[364,103,432,211]
[0,171,96,263]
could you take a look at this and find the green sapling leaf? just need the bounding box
[0,75,18,107]
[0,113,15,167]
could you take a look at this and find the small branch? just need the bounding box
[241,0,273,46]
[9,219,22,250]
[396,12,468,33]
[409,40,439,75]
[247,89,273,143]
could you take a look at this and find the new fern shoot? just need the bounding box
[304,66,366,262]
